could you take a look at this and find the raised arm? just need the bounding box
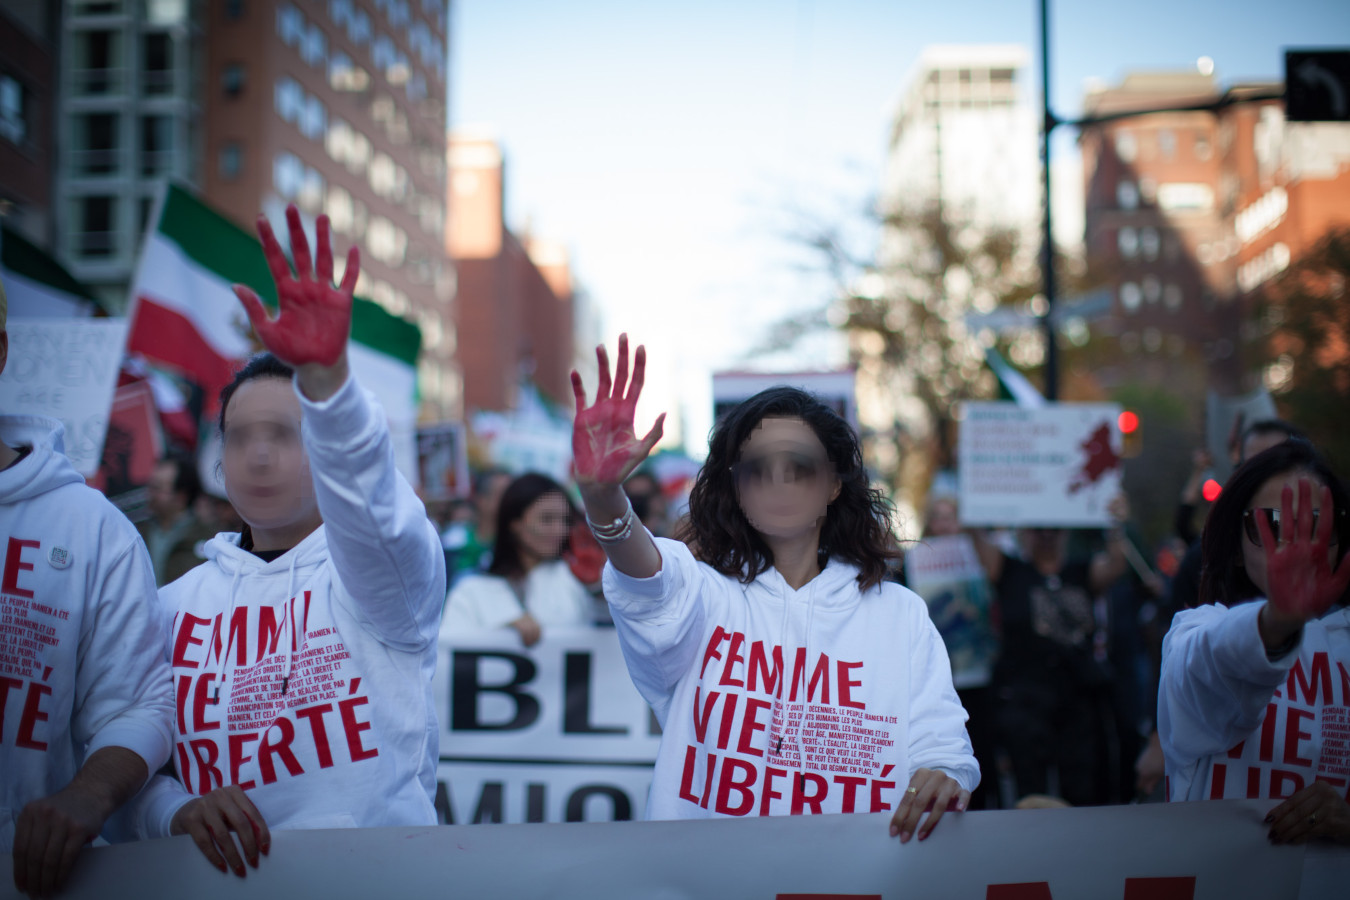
[234,205,443,646]
[571,334,666,579]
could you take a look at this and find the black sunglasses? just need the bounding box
[729,450,832,489]
[1242,507,1345,547]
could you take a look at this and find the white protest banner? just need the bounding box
[9,800,1335,899]
[959,401,1123,528]
[0,318,129,476]
[435,629,660,823]
[713,370,858,431]
[904,534,997,689]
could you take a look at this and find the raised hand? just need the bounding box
[1259,478,1350,626]
[233,204,358,371]
[570,334,665,488]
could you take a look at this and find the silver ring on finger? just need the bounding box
[905,786,918,795]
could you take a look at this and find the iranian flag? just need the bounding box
[127,184,423,482]
[1,225,101,317]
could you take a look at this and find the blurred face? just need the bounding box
[733,417,841,540]
[1020,527,1068,559]
[511,492,572,563]
[146,460,187,520]
[220,378,318,534]
[1240,470,1339,596]
[926,498,961,537]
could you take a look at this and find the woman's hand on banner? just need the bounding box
[1266,780,1350,845]
[234,203,358,401]
[170,784,271,878]
[570,334,665,489]
[889,767,969,844]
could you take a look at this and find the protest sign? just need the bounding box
[85,379,164,516]
[0,318,128,476]
[904,534,997,689]
[417,422,470,501]
[435,629,660,824]
[959,401,1122,527]
[11,800,1333,899]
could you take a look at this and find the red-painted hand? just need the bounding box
[570,334,665,488]
[233,204,358,368]
[1258,478,1350,624]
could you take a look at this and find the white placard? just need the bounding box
[959,402,1123,528]
[3,800,1325,899]
[0,318,129,476]
[434,629,660,824]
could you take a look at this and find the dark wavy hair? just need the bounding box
[1199,439,1350,607]
[488,473,576,579]
[218,353,295,434]
[676,386,899,590]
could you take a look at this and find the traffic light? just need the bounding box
[1118,410,1141,458]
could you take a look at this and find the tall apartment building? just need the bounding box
[446,130,580,414]
[1079,71,1350,393]
[51,0,459,420]
[1,0,61,250]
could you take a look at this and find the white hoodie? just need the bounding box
[0,416,174,850]
[1159,599,1350,802]
[603,537,978,819]
[440,559,595,636]
[119,374,446,837]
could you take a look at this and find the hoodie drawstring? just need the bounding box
[212,566,245,703]
[769,575,793,759]
[280,554,298,694]
[795,576,818,788]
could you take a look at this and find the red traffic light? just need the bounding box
[1202,479,1223,502]
[1118,411,1139,434]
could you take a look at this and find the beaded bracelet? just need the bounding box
[587,498,636,544]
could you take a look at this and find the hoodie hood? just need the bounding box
[744,554,867,610]
[0,415,86,503]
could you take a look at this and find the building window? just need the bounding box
[222,63,245,97]
[74,195,116,258]
[327,184,354,233]
[140,115,172,176]
[347,9,371,45]
[142,32,174,95]
[75,113,120,175]
[274,152,305,198]
[329,0,352,28]
[218,142,242,180]
[72,0,124,14]
[1114,131,1137,163]
[300,95,327,140]
[275,77,304,123]
[301,24,328,68]
[1142,276,1162,305]
[388,0,410,28]
[329,52,370,92]
[1163,284,1183,312]
[1119,282,1141,313]
[1139,227,1160,261]
[1117,227,1138,259]
[72,30,123,95]
[0,75,25,145]
[299,167,325,213]
[1194,133,1212,160]
[145,0,188,26]
[1116,180,1139,210]
[225,0,245,20]
[372,34,395,72]
[1157,129,1176,160]
[277,4,305,46]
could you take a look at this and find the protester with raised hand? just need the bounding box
[1,281,175,898]
[113,205,445,875]
[1159,440,1350,844]
[572,335,977,840]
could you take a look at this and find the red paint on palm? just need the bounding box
[233,205,359,368]
[570,334,665,487]
[1260,480,1350,622]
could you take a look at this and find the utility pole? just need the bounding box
[1039,0,1059,401]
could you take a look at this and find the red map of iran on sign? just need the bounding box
[1068,421,1120,496]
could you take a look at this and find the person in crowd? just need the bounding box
[970,503,1129,807]
[112,206,446,876]
[138,451,217,586]
[624,469,670,537]
[442,468,512,587]
[1,279,175,897]
[1159,440,1350,844]
[571,335,977,841]
[900,493,1000,809]
[441,473,596,646]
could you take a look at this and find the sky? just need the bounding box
[451,0,1350,456]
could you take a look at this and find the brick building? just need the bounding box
[1,0,60,249]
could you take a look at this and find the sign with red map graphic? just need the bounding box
[958,402,1122,528]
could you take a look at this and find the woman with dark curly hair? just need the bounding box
[1159,440,1350,845]
[570,335,977,842]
